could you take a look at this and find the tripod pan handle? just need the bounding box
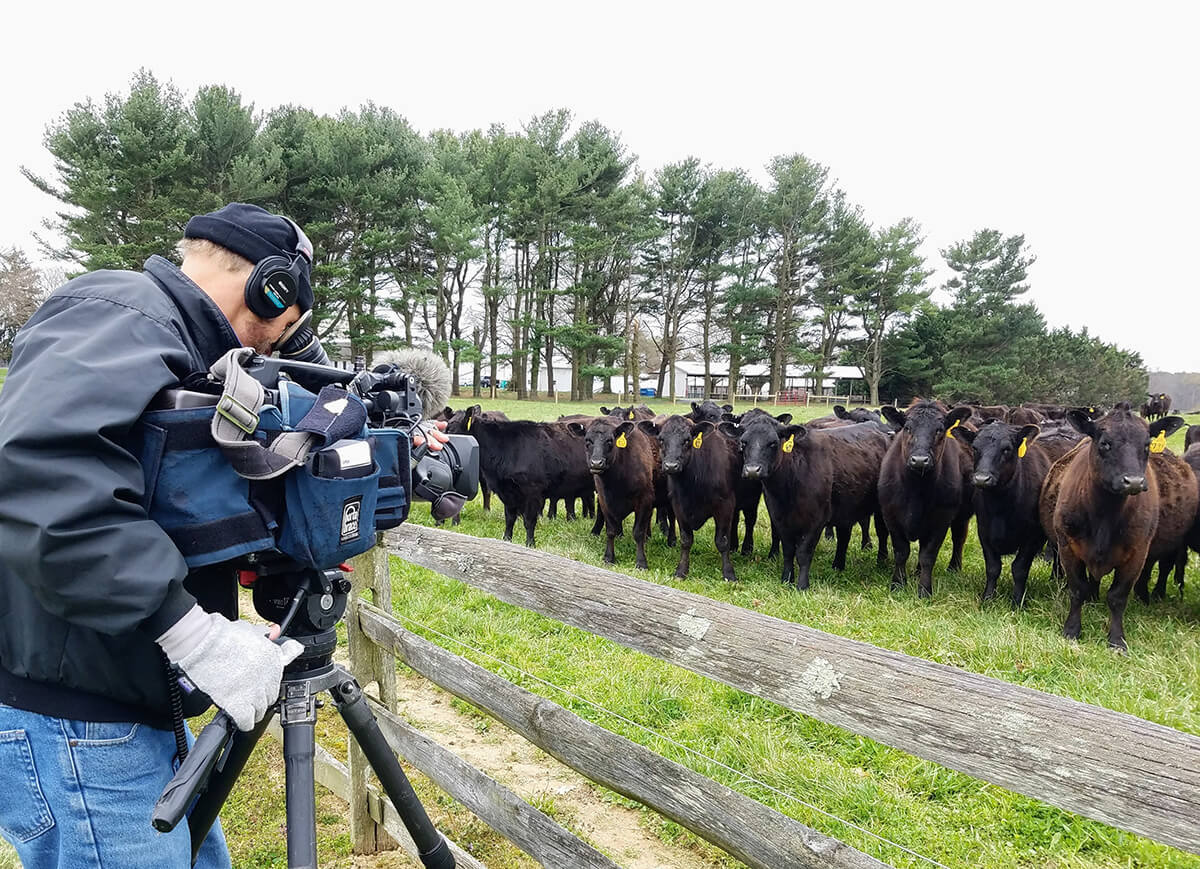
[151,711,235,832]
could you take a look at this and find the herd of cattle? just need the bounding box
[436,395,1199,651]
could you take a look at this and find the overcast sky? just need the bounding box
[3,1,1196,371]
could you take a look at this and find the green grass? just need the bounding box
[384,396,1200,868]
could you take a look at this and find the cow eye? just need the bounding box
[1099,440,1111,452]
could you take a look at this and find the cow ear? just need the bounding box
[566,422,587,438]
[1066,409,1098,439]
[637,420,661,437]
[833,405,849,419]
[599,406,611,415]
[691,421,715,436]
[782,424,808,442]
[1150,416,1187,439]
[1018,424,1041,446]
[441,406,455,420]
[721,404,733,413]
[955,427,977,445]
[614,421,636,438]
[718,421,742,439]
[775,413,793,424]
[946,405,973,429]
[691,401,701,412]
[880,405,906,428]
[466,404,482,420]
[720,412,740,422]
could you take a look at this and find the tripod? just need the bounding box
[152,565,455,869]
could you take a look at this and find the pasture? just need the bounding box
[381,396,1200,867]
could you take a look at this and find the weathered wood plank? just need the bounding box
[360,603,891,869]
[368,696,625,868]
[266,719,489,869]
[387,524,1200,856]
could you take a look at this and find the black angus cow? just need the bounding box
[1044,408,1189,650]
[1132,444,1198,603]
[722,416,889,589]
[600,404,655,421]
[955,421,1050,606]
[1185,425,1200,451]
[686,400,733,423]
[460,406,593,547]
[441,406,510,522]
[568,417,674,568]
[548,413,598,520]
[1175,444,1200,597]
[1142,393,1172,421]
[638,416,748,580]
[878,401,975,597]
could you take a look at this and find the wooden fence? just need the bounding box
[307,526,1200,868]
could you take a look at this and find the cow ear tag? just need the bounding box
[946,419,960,440]
[1018,437,1028,458]
[628,410,635,420]
[692,432,703,449]
[1150,432,1167,454]
[467,416,473,431]
[782,434,795,453]
[616,432,627,448]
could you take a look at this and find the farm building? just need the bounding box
[646,360,867,401]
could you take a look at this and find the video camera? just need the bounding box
[142,349,479,580]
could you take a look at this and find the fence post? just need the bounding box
[345,538,397,854]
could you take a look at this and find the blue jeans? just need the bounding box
[0,703,231,869]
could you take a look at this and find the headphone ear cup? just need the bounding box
[245,256,299,319]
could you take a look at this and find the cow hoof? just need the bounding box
[603,557,616,565]
[1108,640,1129,655]
[890,580,904,592]
[1010,597,1025,611]
[1135,590,1150,605]
[636,561,648,570]
[740,547,753,557]
[832,559,846,571]
[674,570,688,580]
[724,574,738,583]
[981,589,996,603]
[948,560,962,573]
[917,586,932,599]
[1062,627,1081,641]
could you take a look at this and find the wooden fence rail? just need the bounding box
[386,524,1200,857]
[358,601,887,869]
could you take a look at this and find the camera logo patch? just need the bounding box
[341,496,363,543]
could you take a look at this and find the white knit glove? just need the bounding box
[157,605,303,731]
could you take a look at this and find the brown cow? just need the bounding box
[1046,407,1187,650]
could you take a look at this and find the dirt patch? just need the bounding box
[388,673,726,869]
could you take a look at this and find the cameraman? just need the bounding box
[0,203,444,868]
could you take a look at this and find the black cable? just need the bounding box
[163,650,189,763]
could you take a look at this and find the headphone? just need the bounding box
[244,218,314,320]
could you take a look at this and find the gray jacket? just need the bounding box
[0,256,242,727]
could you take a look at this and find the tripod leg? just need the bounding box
[186,715,272,863]
[330,674,455,869]
[283,718,319,869]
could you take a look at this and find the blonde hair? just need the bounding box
[175,238,254,274]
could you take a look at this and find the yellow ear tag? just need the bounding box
[628,410,635,420]
[692,432,703,449]
[782,434,795,453]
[946,419,960,440]
[1150,432,1167,454]
[1018,437,1028,458]
[616,432,627,449]
[1089,407,1095,414]
[467,416,473,431]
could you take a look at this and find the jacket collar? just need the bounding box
[143,255,242,369]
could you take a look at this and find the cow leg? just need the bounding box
[832,524,851,571]
[590,509,605,536]
[1107,560,1144,653]
[632,506,653,570]
[1152,553,1174,600]
[824,524,835,540]
[1134,562,1153,605]
[1174,548,1189,598]
[1061,549,1089,641]
[740,500,757,557]
[875,511,889,568]
[779,536,796,587]
[917,526,951,598]
[482,480,492,512]
[502,502,518,542]
[521,501,540,548]
[859,518,873,550]
[1010,538,1042,609]
[547,499,557,520]
[452,511,461,527]
[794,526,823,590]
[716,511,737,582]
[980,540,1002,602]
[947,513,969,573]
[891,534,911,591]
[603,512,621,565]
[675,525,695,579]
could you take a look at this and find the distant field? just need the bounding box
[387,395,1200,868]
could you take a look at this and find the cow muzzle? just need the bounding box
[1116,474,1148,495]
[973,472,996,488]
[589,459,609,474]
[907,454,932,472]
[743,464,763,480]
[663,461,682,474]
